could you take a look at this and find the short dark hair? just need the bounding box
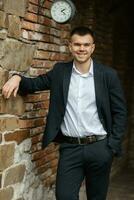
[70,26,95,41]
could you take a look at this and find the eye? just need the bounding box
[73,43,81,47]
[84,43,91,47]
[72,43,93,48]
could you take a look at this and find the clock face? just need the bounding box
[51,0,75,23]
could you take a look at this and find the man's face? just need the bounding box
[69,34,95,64]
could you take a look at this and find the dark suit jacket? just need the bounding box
[19,60,127,156]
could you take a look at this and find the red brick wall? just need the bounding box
[20,0,72,187]
[0,0,71,195]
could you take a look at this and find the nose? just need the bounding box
[79,44,85,51]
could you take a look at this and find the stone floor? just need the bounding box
[107,167,134,200]
[80,167,134,200]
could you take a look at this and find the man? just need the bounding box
[2,26,127,200]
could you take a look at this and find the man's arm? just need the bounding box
[2,67,54,99]
[108,70,127,154]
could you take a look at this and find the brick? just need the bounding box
[31,133,43,144]
[4,164,26,186]
[34,50,50,59]
[19,118,45,129]
[21,29,29,40]
[29,31,50,42]
[39,8,51,18]
[44,0,52,9]
[45,143,59,154]
[33,100,49,109]
[34,24,50,34]
[29,0,38,5]
[32,60,55,69]
[37,164,49,174]
[23,92,49,103]
[29,67,46,77]
[30,126,44,136]
[24,103,33,111]
[60,54,70,61]
[44,174,56,187]
[0,11,6,28]
[0,116,19,132]
[23,109,48,119]
[60,38,69,46]
[50,36,61,45]
[60,45,68,53]
[38,16,52,26]
[0,143,15,171]
[8,15,21,38]
[51,165,57,174]
[46,151,57,161]
[23,109,47,119]
[60,30,70,39]
[28,3,38,13]
[31,142,42,152]
[22,21,50,35]
[50,53,61,61]
[32,150,46,161]
[42,168,52,179]
[59,24,71,31]
[25,12,38,23]
[25,101,49,111]
[35,157,50,167]
[37,42,60,52]
[22,21,35,31]
[50,28,60,37]
[50,159,58,168]
[4,0,28,17]
[4,129,30,145]
[0,187,14,200]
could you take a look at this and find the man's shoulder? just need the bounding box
[54,60,73,69]
[93,59,117,75]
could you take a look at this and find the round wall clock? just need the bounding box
[51,0,76,23]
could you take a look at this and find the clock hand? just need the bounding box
[61,8,66,15]
[61,9,65,12]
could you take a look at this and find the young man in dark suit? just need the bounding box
[2,26,127,200]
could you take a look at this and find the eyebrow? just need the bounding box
[72,42,94,46]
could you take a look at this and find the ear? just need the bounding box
[91,44,95,54]
[68,42,72,53]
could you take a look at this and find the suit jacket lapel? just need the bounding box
[63,61,73,106]
[93,60,103,111]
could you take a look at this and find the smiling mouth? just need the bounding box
[77,54,86,56]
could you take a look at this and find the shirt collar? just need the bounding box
[72,59,93,77]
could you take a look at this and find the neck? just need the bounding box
[74,59,92,74]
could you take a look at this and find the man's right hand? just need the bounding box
[2,75,22,99]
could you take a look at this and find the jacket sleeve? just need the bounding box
[107,70,127,154]
[17,67,54,95]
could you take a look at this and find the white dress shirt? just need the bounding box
[61,59,107,137]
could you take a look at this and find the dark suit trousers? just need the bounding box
[56,138,113,200]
